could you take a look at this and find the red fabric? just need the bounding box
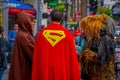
[74,30,81,36]
[9,8,36,15]
[32,23,80,80]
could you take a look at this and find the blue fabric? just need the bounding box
[2,53,7,69]
[0,38,12,80]
[75,39,79,44]
[4,0,35,10]
[0,70,4,80]
[8,30,17,47]
[75,36,85,52]
[0,38,12,68]
[76,46,82,52]
[71,29,75,35]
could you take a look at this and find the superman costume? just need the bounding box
[32,23,80,80]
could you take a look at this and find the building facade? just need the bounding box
[104,0,118,8]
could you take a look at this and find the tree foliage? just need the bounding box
[98,6,112,16]
[55,2,66,12]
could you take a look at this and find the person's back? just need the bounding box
[32,10,80,80]
[0,27,12,80]
[9,11,35,80]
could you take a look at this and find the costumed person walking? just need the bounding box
[32,10,80,80]
[9,11,35,80]
[0,27,12,80]
[79,14,115,80]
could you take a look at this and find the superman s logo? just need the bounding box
[43,30,66,46]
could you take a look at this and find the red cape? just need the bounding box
[32,23,80,80]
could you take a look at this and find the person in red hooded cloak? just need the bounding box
[32,10,80,80]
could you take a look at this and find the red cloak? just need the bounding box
[32,23,80,80]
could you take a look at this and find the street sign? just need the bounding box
[67,21,77,25]
[48,0,58,6]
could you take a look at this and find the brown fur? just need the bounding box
[80,14,115,80]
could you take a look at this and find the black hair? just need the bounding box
[50,10,62,22]
[41,25,45,29]
[0,27,4,34]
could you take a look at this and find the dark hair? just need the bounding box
[50,10,62,22]
[0,27,4,34]
[41,25,45,29]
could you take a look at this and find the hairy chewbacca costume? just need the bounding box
[80,14,115,80]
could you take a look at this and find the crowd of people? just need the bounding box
[0,9,116,80]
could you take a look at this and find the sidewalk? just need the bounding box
[2,68,8,80]
[2,64,9,80]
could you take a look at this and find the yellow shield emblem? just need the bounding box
[43,30,66,46]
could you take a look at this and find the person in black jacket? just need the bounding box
[0,26,12,80]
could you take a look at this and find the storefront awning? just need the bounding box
[4,0,36,15]
[9,8,36,15]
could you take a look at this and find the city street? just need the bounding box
[1,63,120,80]
[0,0,120,80]
[2,68,8,80]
